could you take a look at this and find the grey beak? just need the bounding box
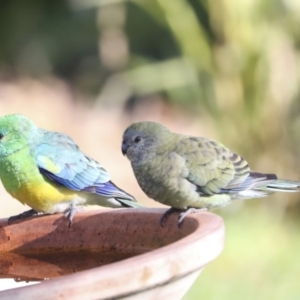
[122,141,128,156]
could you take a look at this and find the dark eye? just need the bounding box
[0,134,3,140]
[134,136,141,143]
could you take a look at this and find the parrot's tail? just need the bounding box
[98,181,145,208]
[228,172,300,200]
[264,179,300,192]
[94,180,137,202]
[243,172,300,193]
[86,180,143,208]
[116,199,144,208]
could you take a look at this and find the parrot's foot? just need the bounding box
[160,207,182,227]
[8,209,38,224]
[64,204,83,227]
[178,207,208,228]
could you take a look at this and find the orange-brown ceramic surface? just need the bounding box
[0,208,225,300]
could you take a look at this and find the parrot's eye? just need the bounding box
[134,136,141,143]
[0,133,3,140]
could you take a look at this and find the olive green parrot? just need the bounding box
[121,121,300,226]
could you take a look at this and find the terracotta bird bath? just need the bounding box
[0,208,224,299]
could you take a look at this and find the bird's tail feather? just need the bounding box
[94,180,137,202]
[264,179,300,192]
[256,178,300,193]
[116,199,144,208]
[94,181,144,208]
[231,173,300,199]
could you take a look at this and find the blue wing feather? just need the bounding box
[35,130,135,202]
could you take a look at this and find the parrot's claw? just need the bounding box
[64,204,83,227]
[178,207,208,228]
[8,209,38,224]
[160,207,182,227]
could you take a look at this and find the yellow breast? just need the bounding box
[13,177,79,213]
[0,146,80,213]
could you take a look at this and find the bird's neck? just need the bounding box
[0,147,40,195]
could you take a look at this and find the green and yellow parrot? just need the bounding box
[0,114,140,225]
[122,121,300,226]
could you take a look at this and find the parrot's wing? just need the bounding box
[35,131,136,201]
[176,137,252,195]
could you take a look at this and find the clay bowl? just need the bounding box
[0,208,224,299]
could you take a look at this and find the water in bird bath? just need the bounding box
[0,209,201,293]
[0,250,139,290]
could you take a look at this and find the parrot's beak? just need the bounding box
[121,141,128,156]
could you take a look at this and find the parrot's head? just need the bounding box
[122,121,171,164]
[0,114,38,157]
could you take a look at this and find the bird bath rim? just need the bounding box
[0,208,225,300]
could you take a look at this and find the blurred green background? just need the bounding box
[0,0,300,298]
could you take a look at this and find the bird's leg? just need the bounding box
[8,209,38,224]
[64,203,83,227]
[160,207,183,227]
[178,207,208,228]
